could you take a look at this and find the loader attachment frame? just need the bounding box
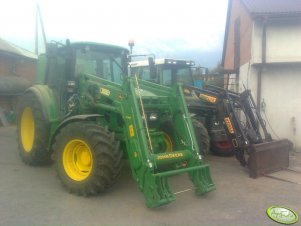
[121,79,215,207]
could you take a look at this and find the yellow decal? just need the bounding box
[129,125,135,137]
[224,117,235,134]
[100,88,111,96]
[157,152,184,160]
[199,94,217,103]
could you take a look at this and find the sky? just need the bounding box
[0,0,228,68]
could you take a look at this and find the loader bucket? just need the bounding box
[248,139,293,178]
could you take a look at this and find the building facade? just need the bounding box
[0,38,37,125]
[222,0,301,149]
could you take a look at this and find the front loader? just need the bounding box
[195,85,293,178]
[16,41,214,208]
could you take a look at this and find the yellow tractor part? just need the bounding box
[20,107,35,152]
[163,133,173,152]
[63,139,93,181]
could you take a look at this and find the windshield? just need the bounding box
[161,66,194,86]
[130,64,194,86]
[75,48,127,84]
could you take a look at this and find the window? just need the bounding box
[139,67,151,81]
[75,48,125,84]
[162,68,172,86]
[175,68,194,86]
[160,65,193,86]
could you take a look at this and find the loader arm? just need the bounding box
[183,85,246,155]
[184,84,292,177]
[203,85,293,178]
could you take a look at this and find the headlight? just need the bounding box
[149,113,158,121]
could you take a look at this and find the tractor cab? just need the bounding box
[129,58,195,86]
[37,42,128,85]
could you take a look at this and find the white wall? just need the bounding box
[239,62,301,149]
[252,18,301,64]
[261,65,301,149]
[252,21,263,64]
[238,62,258,97]
[266,20,301,63]
[238,18,301,149]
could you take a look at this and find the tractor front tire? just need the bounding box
[192,119,210,155]
[17,92,51,165]
[53,122,123,196]
[159,121,176,152]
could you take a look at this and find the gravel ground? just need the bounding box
[0,126,300,226]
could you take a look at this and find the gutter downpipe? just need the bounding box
[257,16,267,110]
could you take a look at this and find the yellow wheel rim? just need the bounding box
[20,107,35,152]
[63,139,93,181]
[163,133,173,152]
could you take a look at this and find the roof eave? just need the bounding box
[251,12,301,19]
[0,50,37,60]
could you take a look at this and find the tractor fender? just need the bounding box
[49,114,103,146]
[24,85,59,123]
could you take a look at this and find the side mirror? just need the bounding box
[148,57,156,79]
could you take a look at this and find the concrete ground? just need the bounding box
[0,126,300,226]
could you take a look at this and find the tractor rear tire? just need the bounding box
[192,119,210,155]
[211,140,234,157]
[53,122,123,196]
[17,92,52,165]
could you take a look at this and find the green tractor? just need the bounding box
[17,41,215,208]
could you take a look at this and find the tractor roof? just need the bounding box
[129,58,195,67]
[70,42,129,53]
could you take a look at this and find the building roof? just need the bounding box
[0,38,37,59]
[222,0,301,67]
[242,0,301,16]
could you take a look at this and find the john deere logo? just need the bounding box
[266,206,298,225]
